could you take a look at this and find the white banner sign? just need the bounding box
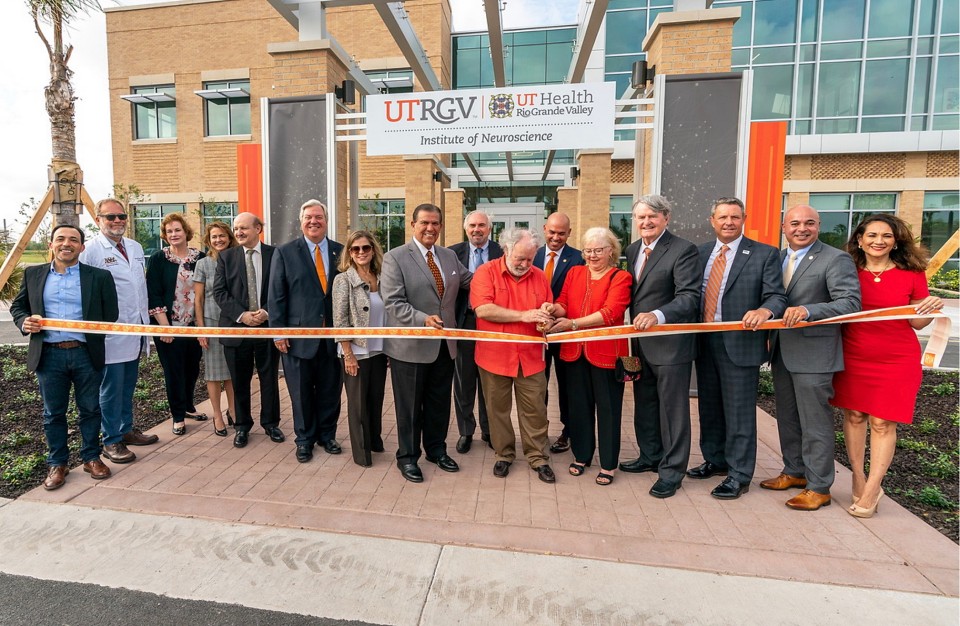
[365,83,616,156]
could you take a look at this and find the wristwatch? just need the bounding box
[571,319,579,331]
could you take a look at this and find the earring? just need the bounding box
[894,245,898,250]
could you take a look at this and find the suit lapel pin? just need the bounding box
[742,250,750,255]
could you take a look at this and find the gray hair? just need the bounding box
[463,210,491,230]
[299,199,327,220]
[498,228,542,256]
[581,227,622,266]
[633,194,672,217]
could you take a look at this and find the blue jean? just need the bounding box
[35,345,104,466]
[99,357,140,445]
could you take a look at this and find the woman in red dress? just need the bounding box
[831,214,943,518]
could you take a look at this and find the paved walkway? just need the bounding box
[17,375,958,608]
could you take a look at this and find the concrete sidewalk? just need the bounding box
[7,372,957,624]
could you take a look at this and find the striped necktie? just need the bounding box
[702,244,729,322]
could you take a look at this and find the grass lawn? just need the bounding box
[18,251,49,265]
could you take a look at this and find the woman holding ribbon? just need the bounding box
[146,213,206,436]
[831,214,943,518]
[332,230,388,467]
[547,227,632,486]
[193,221,238,436]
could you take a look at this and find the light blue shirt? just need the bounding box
[469,242,489,272]
[42,262,86,343]
[701,235,743,322]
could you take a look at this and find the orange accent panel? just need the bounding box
[237,144,263,229]
[744,121,787,247]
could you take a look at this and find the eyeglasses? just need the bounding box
[99,214,128,222]
[350,244,373,254]
[582,247,610,256]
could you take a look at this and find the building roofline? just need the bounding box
[104,0,229,13]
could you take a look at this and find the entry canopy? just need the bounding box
[366,83,616,156]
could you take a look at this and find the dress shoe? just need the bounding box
[456,435,472,454]
[619,458,658,473]
[296,444,313,463]
[233,431,249,448]
[649,478,681,498]
[759,473,807,491]
[83,459,112,480]
[848,488,884,519]
[265,426,285,443]
[102,442,136,464]
[493,460,511,478]
[426,454,459,472]
[786,489,832,511]
[481,433,492,449]
[535,465,556,483]
[185,411,208,421]
[172,422,186,436]
[712,476,750,500]
[372,443,385,453]
[321,440,342,455]
[686,461,728,479]
[43,465,68,491]
[399,463,424,483]
[122,429,158,446]
[549,434,570,453]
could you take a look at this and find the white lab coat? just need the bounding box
[79,233,150,364]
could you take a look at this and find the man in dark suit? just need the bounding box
[760,205,860,510]
[381,203,471,483]
[619,195,701,499]
[11,224,119,490]
[688,197,786,499]
[532,212,583,453]
[450,210,503,453]
[267,200,344,463]
[213,212,283,448]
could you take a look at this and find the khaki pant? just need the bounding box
[479,366,549,468]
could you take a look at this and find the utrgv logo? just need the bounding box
[488,94,514,119]
[384,97,478,124]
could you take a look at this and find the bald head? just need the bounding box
[233,212,263,249]
[782,204,820,251]
[544,212,572,252]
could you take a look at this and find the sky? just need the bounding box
[0,0,580,237]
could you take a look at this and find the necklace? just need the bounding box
[866,261,891,283]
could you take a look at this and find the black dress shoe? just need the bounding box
[399,463,424,483]
[265,426,285,443]
[372,441,385,453]
[712,476,750,500]
[481,433,493,449]
[455,435,472,454]
[296,444,313,463]
[493,460,511,478]
[687,461,729,479]
[233,431,249,448]
[535,465,556,483]
[649,478,681,499]
[321,440,342,454]
[549,434,570,453]
[426,454,459,472]
[619,458,658,473]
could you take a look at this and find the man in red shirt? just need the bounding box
[471,229,557,483]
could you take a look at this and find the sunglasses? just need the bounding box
[350,244,373,254]
[99,213,128,221]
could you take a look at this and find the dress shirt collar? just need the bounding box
[713,234,743,255]
[413,238,434,258]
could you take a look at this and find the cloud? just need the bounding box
[451,0,579,31]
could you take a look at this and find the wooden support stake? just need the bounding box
[0,186,55,292]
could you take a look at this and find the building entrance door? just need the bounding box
[484,203,544,242]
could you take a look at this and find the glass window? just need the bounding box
[816,118,858,133]
[820,42,862,61]
[940,36,960,54]
[545,42,572,82]
[454,47,481,87]
[932,114,960,130]
[810,193,897,249]
[866,39,912,58]
[605,9,647,55]
[728,1,754,47]
[367,70,414,95]
[609,195,634,262]
[731,49,751,66]
[862,59,909,115]
[817,61,861,118]
[796,64,815,117]
[861,116,905,132]
[916,37,935,55]
[821,0,865,42]
[943,0,960,34]
[934,55,960,113]
[922,192,960,272]
[754,0,797,46]
[511,44,547,85]
[131,85,176,140]
[133,204,186,256]
[203,80,250,137]
[752,45,795,64]
[913,57,932,115]
[200,202,238,232]
[358,199,405,252]
[798,44,816,62]
[609,0,648,8]
[917,0,937,35]
[867,0,914,38]
[800,0,818,42]
[752,65,794,119]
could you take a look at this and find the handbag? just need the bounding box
[615,354,642,383]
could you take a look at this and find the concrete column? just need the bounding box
[556,187,579,238]
[443,188,465,248]
[575,149,614,239]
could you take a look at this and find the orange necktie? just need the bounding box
[426,250,444,297]
[315,245,328,292]
[702,244,729,322]
[545,251,556,283]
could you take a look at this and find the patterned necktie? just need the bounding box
[426,250,444,297]
[245,248,258,311]
[116,239,129,261]
[783,251,798,287]
[545,251,556,283]
[636,247,652,280]
[473,248,483,272]
[315,244,328,292]
[702,244,729,322]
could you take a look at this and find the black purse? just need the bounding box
[615,354,642,383]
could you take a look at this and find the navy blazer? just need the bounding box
[534,245,584,299]
[213,243,276,347]
[697,237,787,367]
[450,239,503,326]
[11,262,119,372]
[267,236,343,359]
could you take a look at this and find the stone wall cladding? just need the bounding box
[611,160,634,184]
[810,153,906,179]
[927,152,960,178]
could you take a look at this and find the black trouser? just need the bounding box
[544,344,571,437]
[224,338,280,433]
[566,355,624,472]
[391,350,454,466]
[154,336,201,423]
[454,311,488,437]
[343,353,388,466]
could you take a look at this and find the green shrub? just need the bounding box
[898,438,929,452]
[931,381,957,397]
[1,453,45,486]
[910,486,956,510]
[921,453,959,480]
[757,369,774,395]
[929,268,959,292]
[835,431,845,445]
[917,418,939,435]
[2,363,29,382]
[16,390,40,404]
[1,432,33,449]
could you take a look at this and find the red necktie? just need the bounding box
[116,240,129,261]
[702,244,729,322]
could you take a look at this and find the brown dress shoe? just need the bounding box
[43,466,69,491]
[103,442,136,464]
[83,459,112,480]
[786,489,831,511]
[759,473,807,491]
[122,429,159,446]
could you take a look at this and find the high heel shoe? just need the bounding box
[848,488,883,518]
[226,411,234,426]
[213,415,227,437]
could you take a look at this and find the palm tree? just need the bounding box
[29,0,100,228]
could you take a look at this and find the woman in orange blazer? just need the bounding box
[547,227,632,486]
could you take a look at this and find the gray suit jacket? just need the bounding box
[770,240,861,373]
[381,241,471,363]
